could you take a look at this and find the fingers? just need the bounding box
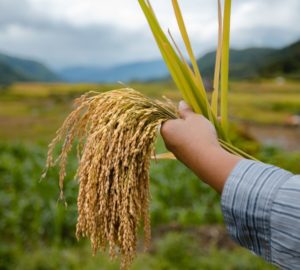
[178,100,194,119]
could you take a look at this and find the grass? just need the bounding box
[10,232,276,270]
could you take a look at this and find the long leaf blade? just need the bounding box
[220,0,231,138]
[211,0,223,116]
[171,1,206,94]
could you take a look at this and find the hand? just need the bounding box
[161,101,220,157]
[160,101,242,193]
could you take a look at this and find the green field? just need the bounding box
[1,80,300,269]
[1,80,299,142]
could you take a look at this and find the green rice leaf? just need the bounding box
[211,0,223,116]
[220,0,231,139]
[139,0,209,115]
[139,0,256,160]
[171,0,203,85]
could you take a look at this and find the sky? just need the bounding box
[0,0,299,70]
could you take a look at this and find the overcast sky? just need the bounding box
[0,0,299,69]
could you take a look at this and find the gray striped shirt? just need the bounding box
[222,159,300,269]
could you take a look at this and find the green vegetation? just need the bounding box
[229,81,300,124]
[0,142,278,270]
[5,232,276,270]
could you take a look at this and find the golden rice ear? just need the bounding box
[45,89,178,270]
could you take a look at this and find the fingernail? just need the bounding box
[179,100,189,110]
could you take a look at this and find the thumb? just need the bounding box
[178,100,194,119]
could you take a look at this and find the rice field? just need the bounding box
[1,80,299,269]
[0,80,299,142]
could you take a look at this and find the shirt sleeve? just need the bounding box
[221,159,300,269]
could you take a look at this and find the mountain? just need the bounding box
[197,40,300,80]
[260,40,300,79]
[0,62,30,85]
[197,48,276,80]
[3,39,297,86]
[0,52,61,85]
[60,60,168,83]
[61,40,299,83]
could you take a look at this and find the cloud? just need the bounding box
[0,22,159,68]
[0,0,160,68]
[0,0,299,69]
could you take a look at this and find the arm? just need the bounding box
[161,101,300,269]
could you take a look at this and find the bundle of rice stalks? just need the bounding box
[45,89,177,269]
[45,1,255,269]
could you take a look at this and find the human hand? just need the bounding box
[160,101,241,193]
[161,100,220,158]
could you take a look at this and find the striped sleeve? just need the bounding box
[221,159,300,269]
[270,175,300,269]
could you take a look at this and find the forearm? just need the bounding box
[177,145,241,193]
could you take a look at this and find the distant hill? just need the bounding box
[60,60,168,83]
[197,39,300,80]
[197,48,275,79]
[61,40,300,83]
[0,52,61,85]
[260,40,300,79]
[2,39,298,85]
[0,62,30,85]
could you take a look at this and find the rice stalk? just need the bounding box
[220,0,232,138]
[138,0,253,157]
[211,0,223,115]
[44,89,178,270]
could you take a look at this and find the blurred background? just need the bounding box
[0,0,300,269]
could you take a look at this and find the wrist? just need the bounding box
[193,145,242,193]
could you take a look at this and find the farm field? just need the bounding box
[1,80,300,269]
[1,80,300,142]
